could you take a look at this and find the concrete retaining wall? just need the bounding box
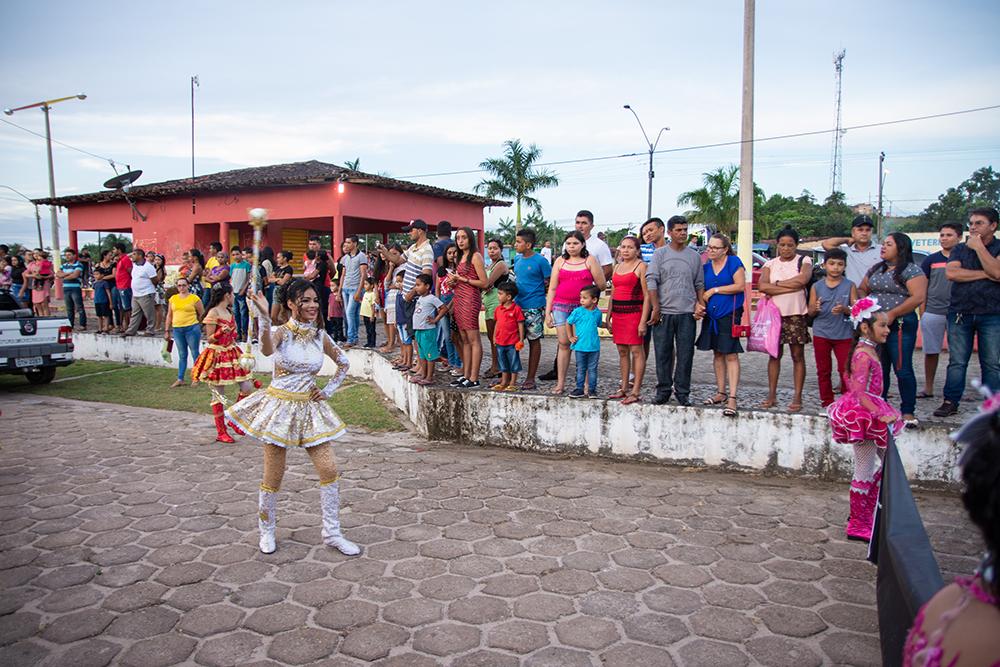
[72,333,960,486]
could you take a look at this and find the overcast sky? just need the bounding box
[1,0,998,248]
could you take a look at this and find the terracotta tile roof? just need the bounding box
[32,160,510,208]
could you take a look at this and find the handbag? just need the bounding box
[731,286,752,338]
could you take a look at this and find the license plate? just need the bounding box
[15,356,43,368]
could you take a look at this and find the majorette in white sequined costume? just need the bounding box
[227,310,359,556]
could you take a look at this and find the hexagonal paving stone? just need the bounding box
[106,605,181,639]
[487,620,549,654]
[0,612,40,645]
[623,613,689,645]
[340,622,410,661]
[177,604,244,637]
[417,574,476,601]
[40,584,105,613]
[165,582,229,611]
[652,563,712,588]
[555,615,620,650]
[120,633,197,667]
[290,579,352,608]
[513,593,576,622]
[155,562,216,587]
[315,599,378,630]
[761,580,828,608]
[47,638,122,667]
[40,609,115,644]
[420,539,472,560]
[818,602,879,633]
[448,596,511,624]
[383,597,444,627]
[578,591,640,620]
[267,627,341,665]
[193,631,262,667]
[597,567,656,592]
[756,604,828,638]
[702,582,766,610]
[601,643,676,667]
[449,554,503,578]
[452,650,519,667]
[818,631,881,667]
[230,581,291,608]
[482,573,539,597]
[690,606,757,642]
[746,635,823,667]
[677,638,750,667]
[523,646,594,667]
[412,622,481,656]
[539,569,597,596]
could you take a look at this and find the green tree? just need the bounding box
[920,166,999,228]
[475,139,559,233]
[677,165,763,239]
[343,158,361,170]
[82,233,132,259]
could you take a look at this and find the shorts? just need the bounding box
[483,289,500,319]
[551,308,571,327]
[415,329,438,360]
[396,324,413,345]
[385,303,397,326]
[94,303,113,318]
[920,312,947,354]
[400,299,416,336]
[523,308,545,341]
[779,314,811,345]
[118,287,133,311]
[496,344,522,373]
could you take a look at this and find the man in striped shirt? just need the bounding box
[380,219,434,340]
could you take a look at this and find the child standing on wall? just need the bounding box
[491,282,526,391]
[360,277,377,348]
[827,296,903,542]
[567,285,604,399]
[808,247,857,408]
[411,274,446,385]
[391,271,414,372]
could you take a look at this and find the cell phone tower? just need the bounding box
[830,49,846,195]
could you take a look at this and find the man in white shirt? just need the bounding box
[540,241,553,263]
[123,248,160,337]
[821,215,882,287]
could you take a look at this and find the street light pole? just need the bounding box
[877,151,886,238]
[623,105,669,220]
[4,93,87,272]
[736,0,755,274]
[0,185,44,248]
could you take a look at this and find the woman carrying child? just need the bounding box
[605,236,650,405]
[827,296,903,541]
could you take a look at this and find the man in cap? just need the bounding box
[821,215,882,287]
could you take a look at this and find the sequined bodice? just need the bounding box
[271,320,337,393]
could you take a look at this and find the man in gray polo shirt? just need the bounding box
[821,215,882,287]
[646,215,704,406]
[339,235,368,347]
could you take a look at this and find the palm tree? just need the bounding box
[677,165,763,238]
[343,158,361,171]
[475,139,559,232]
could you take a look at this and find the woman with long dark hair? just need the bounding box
[544,230,606,395]
[228,279,358,557]
[191,283,256,442]
[447,227,488,388]
[259,246,276,307]
[859,231,927,428]
[187,249,206,300]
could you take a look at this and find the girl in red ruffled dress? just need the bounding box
[827,296,903,542]
[192,283,255,443]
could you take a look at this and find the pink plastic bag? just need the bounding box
[747,296,781,358]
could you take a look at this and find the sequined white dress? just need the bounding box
[226,319,349,448]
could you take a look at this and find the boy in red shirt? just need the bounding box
[491,282,526,391]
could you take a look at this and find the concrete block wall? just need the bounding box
[72,333,961,486]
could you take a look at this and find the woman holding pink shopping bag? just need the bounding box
[758,227,813,412]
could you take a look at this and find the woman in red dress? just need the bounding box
[605,236,650,404]
[192,283,256,442]
[447,227,488,389]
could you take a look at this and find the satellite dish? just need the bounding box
[103,169,143,191]
[103,169,147,222]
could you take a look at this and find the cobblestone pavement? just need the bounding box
[0,394,980,666]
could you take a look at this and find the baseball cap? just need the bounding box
[403,219,428,231]
[852,215,875,229]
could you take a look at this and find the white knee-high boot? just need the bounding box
[320,481,360,556]
[258,486,278,554]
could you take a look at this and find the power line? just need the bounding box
[401,103,1000,179]
[0,117,122,168]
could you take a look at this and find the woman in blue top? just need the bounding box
[695,233,746,417]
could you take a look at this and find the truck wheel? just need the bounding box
[26,367,56,385]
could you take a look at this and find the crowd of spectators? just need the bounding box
[1,205,996,416]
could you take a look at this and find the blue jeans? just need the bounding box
[63,286,87,328]
[173,324,201,381]
[944,313,1000,403]
[233,294,248,340]
[652,313,696,400]
[575,349,600,393]
[437,315,462,368]
[343,288,360,344]
[880,312,918,415]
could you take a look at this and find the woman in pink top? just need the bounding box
[758,227,812,412]
[545,231,607,395]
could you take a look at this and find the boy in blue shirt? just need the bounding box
[512,229,551,389]
[567,285,603,398]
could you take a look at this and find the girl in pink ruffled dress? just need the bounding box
[827,296,903,542]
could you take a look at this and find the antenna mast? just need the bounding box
[830,50,845,195]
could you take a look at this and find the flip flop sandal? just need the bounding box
[916,392,934,399]
[608,390,628,400]
[621,394,640,405]
[520,382,537,391]
[703,394,727,405]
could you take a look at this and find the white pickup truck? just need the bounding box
[0,291,74,384]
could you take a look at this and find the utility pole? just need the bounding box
[736,0,755,274]
[877,151,886,238]
[191,75,199,214]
